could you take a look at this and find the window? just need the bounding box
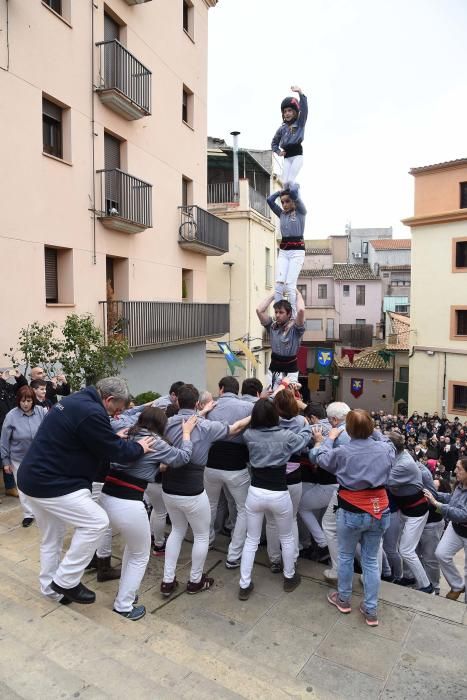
[399,366,409,383]
[362,241,368,254]
[326,318,334,339]
[355,319,366,325]
[451,307,467,339]
[343,284,350,297]
[42,98,63,158]
[297,284,306,305]
[449,381,467,414]
[182,176,192,207]
[356,285,365,305]
[318,284,327,299]
[318,378,326,392]
[182,269,193,300]
[382,272,390,278]
[44,246,74,304]
[183,0,194,38]
[43,0,62,14]
[453,238,467,271]
[182,85,193,127]
[460,182,467,209]
[306,319,322,331]
[395,304,409,313]
[266,248,272,288]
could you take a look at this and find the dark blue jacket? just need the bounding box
[18,386,143,498]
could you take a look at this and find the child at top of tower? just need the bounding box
[271,86,308,188]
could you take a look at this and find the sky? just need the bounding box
[207,0,467,239]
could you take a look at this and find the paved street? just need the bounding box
[1,493,467,699]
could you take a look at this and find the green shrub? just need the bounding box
[133,391,160,405]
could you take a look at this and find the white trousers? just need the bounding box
[298,482,336,548]
[240,486,295,588]
[29,488,109,599]
[11,459,34,519]
[99,493,151,612]
[162,490,210,585]
[282,155,303,187]
[267,370,299,392]
[322,488,339,576]
[266,482,302,563]
[436,522,467,599]
[204,467,250,561]
[275,249,305,317]
[145,482,167,547]
[91,482,113,558]
[417,520,444,589]
[398,512,430,588]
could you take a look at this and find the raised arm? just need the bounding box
[256,293,275,326]
[267,190,283,218]
[289,184,307,215]
[229,414,251,436]
[295,289,305,327]
[291,86,308,126]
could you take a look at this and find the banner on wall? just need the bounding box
[350,377,364,398]
[315,348,333,375]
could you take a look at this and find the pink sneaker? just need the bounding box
[327,590,352,613]
[359,602,378,626]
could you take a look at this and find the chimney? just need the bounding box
[230,131,240,202]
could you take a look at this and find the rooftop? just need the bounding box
[410,157,467,175]
[335,346,392,370]
[305,248,331,255]
[300,264,379,280]
[369,239,411,250]
[386,311,411,351]
[380,264,411,271]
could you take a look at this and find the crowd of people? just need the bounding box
[1,364,467,628]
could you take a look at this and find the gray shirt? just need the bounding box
[110,405,145,432]
[435,485,467,523]
[267,185,306,240]
[264,318,305,357]
[1,406,48,466]
[110,428,193,482]
[387,449,424,496]
[206,392,252,444]
[243,423,312,468]
[316,431,395,490]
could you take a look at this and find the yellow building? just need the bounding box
[206,137,276,393]
[0,0,227,395]
[403,158,467,418]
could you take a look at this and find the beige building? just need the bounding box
[205,138,276,394]
[0,0,228,394]
[403,158,467,418]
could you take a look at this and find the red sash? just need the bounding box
[339,488,389,520]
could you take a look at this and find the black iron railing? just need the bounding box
[100,300,229,350]
[179,205,228,253]
[96,40,151,115]
[339,324,374,348]
[97,169,152,229]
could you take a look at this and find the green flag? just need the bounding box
[218,342,245,375]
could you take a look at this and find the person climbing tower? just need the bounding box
[271,86,308,187]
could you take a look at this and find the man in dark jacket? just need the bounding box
[18,377,154,605]
[15,366,71,405]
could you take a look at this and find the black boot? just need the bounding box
[96,556,121,582]
[85,552,98,571]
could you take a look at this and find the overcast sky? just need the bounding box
[208,0,467,239]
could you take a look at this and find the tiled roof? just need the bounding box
[386,312,410,350]
[305,248,331,255]
[380,265,411,271]
[300,264,378,280]
[369,239,411,250]
[335,346,392,370]
[410,158,467,174]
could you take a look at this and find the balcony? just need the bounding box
[96,40,151,120]
[339,324,373,348]
[100,300,229,351]
[207,181,271,219]
[97,169,152,234]
[178,205,229,256]
[309,297,335,308]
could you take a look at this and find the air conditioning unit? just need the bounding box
[354,252,362,259]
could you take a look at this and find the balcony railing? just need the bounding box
[97,169,152,234]
[310,297,335,308]
[178,205,228,256]
[207,181,270,219]
[100,300,229,350]
[96,40,151,120]
[339,324,373,348]
[249,185,269,218]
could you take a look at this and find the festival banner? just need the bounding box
[315,348,333,375]
[217,342,245,375]
[350,377,364,398]
[235,340,258,368]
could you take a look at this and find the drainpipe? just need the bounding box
[91,0,97,264]
[230,131,240,202]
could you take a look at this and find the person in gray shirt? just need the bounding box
[160,384,250,597]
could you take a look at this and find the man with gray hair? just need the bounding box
[313,401,351,582]
[18,377,155,605]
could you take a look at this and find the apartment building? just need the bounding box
[205,136,276,393]
[403,157,467,418]
[0,0,227,394]
[346,226,392,264]
[368,239,411,315]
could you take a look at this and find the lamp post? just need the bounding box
[223,261,234,343]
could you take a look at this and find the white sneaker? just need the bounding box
[324,568,338,583]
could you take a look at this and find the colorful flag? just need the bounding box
[235,340,258,367]
[315,348,333,375]
[350,378,364,398]
[218,342,245,375]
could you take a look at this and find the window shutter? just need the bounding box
[42,98,62,122]
[104,133,121,170]
[104,13,120,42]
[44,248,58,303]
